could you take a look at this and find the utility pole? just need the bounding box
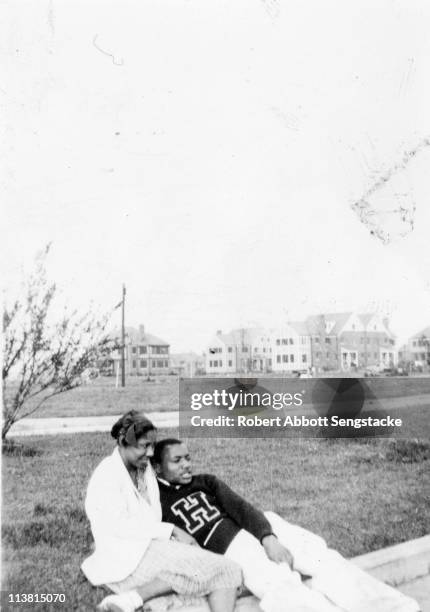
[121,284,126,387]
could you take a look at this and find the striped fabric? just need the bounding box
[107,538,242,597]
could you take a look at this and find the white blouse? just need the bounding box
[81,447,174,585]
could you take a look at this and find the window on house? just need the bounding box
[219,360,222,367]
[139,346,147,354]
[132,360,136,368]
[302,354,307,362]
[289,338,294,345]
[132,347,137,354]
[282,354,288,363]
[325,338,331,344]
[263,348,266,353]
[282,339,287,345]
[228,360,232,367]
[314,337,320,343]
[290,354,294,362]
[140,359,147,367]
[228,346,232,352]
[242,347,248,352]
[277,355,281,363]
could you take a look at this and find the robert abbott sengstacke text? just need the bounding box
[190,415,403,429]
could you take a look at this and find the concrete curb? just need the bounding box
[352,535,430,587]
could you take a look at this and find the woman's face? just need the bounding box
[120,429,156,472]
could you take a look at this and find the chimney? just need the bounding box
[139,324,145,338]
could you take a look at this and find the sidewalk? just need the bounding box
[9,412,179,436]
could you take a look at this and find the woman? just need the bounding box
[81,411,242,612]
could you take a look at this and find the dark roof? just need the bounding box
[305,313,352,335]
[411,325,430,339]
[110,327,169,346]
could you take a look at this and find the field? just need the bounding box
[20,376,179,419]
[16,374,430,419]
[2,430,430,611]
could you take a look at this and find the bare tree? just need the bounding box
[2,245,116,440]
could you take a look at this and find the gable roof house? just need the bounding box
[107,325,170,376]
[305,312,396,372]
[398,325,430,369]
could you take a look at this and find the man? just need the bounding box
[153,438,419,612]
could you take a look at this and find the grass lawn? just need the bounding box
[25,376,180,419]
[16,375,430,419]
[2,430,430,611]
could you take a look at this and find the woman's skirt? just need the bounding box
[106,538,242,597]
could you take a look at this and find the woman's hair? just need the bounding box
[111,410,156,446]
[152,438,182,465]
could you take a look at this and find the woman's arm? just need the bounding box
[85,469,174,542]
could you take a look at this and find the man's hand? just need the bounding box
[171,525,199,546]
[262,535,294,567]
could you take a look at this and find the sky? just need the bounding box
[3,0,430,352]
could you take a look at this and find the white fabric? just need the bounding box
[98,590,143,612]
[81,447,174,586]
[225,511,419,612]
[225,526,338,612]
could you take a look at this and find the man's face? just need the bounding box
[122,430,156,471]
[158,443,192,485]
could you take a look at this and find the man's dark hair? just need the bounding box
[111,410,156,446]
[153,438,183,465]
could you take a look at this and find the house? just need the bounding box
[270,322,311,373]
[107,325,170,376]
[205,328,273,374]
[398,326,430,369]
[305,312,396,372]
[169,352,205,377]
